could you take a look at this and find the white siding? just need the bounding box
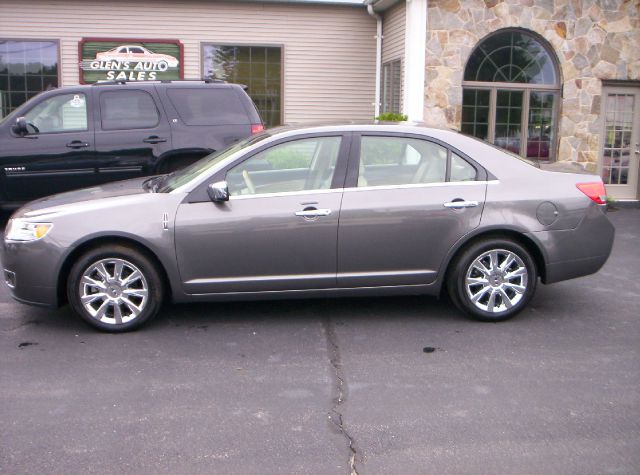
[381,1,405,111]
[0,0,377,123]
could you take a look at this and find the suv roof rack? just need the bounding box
[92,78,228,86]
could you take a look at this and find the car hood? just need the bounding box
[13,177,151,218]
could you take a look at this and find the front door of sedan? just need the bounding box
[337,134,487,288]
[174,135,348,294]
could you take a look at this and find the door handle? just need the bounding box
[143,136,167,144]
[443,200,479,209]
[66,141,89,149]
[294,208,332,218]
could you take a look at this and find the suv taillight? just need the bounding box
[251,124,264,134]
[576,182,607,205]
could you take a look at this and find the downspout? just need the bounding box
[367,3,382,118]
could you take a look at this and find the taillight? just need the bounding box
[576,182,607,204]
[251,123,264,134]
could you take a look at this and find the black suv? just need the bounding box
[0,80,263,206]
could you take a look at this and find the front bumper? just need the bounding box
[1,239,60,308]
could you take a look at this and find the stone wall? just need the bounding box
[424,0,640,169]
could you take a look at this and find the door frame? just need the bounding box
[599,82,640,201]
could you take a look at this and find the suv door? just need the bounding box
[174,134,349,294]
[337,134,487,287]
[0,91,96,202]
[93,86,172,184]
[159,85,255,159]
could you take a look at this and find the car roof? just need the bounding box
[261,122,468,145]
[85,80,236,89]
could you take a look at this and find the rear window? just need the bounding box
[166,88,249,126]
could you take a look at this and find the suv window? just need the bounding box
[100,90,159,130]
[226,136,341,196]
[358,136,447,187]
[23,93,88,134]
[167,88,248,126]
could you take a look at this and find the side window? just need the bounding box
[226,136,342,196]
[358,136,447,187]
[450,153,478,181]
[167,88,248,125]
[23,93,88,134]
[100,90,160,130]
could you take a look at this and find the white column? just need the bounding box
[403,0,427,122]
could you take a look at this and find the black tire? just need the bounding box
[67,245,164,332]
[447,238,537,322]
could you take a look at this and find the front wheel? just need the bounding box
[67,245,164,332]
[447,239,537,322]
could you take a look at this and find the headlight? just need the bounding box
[5,219,53,242]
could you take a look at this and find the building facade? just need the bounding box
[1,0,639,199]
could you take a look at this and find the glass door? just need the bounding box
[600,86,640,200]
[494,90,523,156]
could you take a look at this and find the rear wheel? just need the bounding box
[67,245,163,332]
[447,238,537,322]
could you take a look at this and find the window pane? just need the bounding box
[167,88,249,126]
[358,136,447,187]
[203,44,282,127]
[381,59,401,114]
[100,90,159,130]
[461,89,490,140]
[24,93,87,133]
[601,93,635,185]
[450,153,477,181]
[464,31,558,85]
[0,40,58,119]
[526,92,555,160]
[226,136,341,195]
[494,90,523,154]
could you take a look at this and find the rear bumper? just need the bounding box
[525,204,615,284]
[544,254,610,284]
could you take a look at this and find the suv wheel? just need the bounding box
[67,245,163,332]
[447,239,537,322]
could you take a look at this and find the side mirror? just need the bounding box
[207,181,229,202]
[12,117,29,136]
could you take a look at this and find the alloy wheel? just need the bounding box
[464,249,528,314]
[79,258,149,325]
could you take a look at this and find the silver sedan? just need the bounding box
[1,124,615,332]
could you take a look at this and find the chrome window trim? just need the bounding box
[229,188,344,201]
[226,180,499,199]
[344,180,496,193]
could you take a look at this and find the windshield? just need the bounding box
[157,132,272,192]
[0,91,52,126]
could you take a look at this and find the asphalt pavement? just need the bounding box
[0,208,639,474]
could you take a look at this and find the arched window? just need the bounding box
[461,30,561,161]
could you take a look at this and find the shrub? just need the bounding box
[375,112,408,122]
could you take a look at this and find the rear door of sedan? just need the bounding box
[337,133,487,288]
[174,133,351,294]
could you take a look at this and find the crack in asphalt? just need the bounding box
[323,316,359,475]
